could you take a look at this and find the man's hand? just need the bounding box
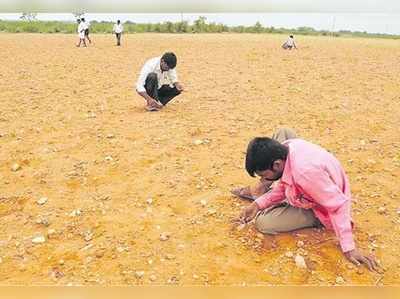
[175,82,184,92]
[239,202,260,224]
[344,249,380,272]
[147,98,163,109]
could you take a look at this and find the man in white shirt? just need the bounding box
[113,20,123,46]
[81,17,92,44]
[76,19,87,47]
[136,52,184,111]
[282,35,297,50]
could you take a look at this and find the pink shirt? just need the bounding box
[255,139,355,252]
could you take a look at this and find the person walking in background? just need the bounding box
[76,19,86,47]
[81,17,92,44]
[113,20,124,46]
[282,35,297,50]
[135,52,184,111]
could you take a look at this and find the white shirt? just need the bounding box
[82,21,89,30]
[286,37,295,47]
[113,23,123,33]
[136,57,178,93]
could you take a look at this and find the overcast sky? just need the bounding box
[1,13,399,34]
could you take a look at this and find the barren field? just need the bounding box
[0,33,399,285]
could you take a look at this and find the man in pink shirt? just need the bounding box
[239,136,379,271]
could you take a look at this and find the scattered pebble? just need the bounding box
[37,197,48,205]
[160,232,170,241]
[166,254,175,260]
[193,139,203,145]
[135,271,145,279]
[11,163,21,172]
[47,229,56,237]
[69,209,81,217]
[285,251,294,258]
[106,134,115,139]
[297,240,305,248]
[378,207,386,214]
[32,235,46,244]
[356,268,364,275]
[59,259,65,265]
[105,156,113,162]
[146,198,153,205]
[294,254,307,269]
[335,276,345,284]
[200,199,207,207]
[149,275,157,282]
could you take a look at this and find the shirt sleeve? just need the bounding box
[136,61,150,93]
[168,68,178,84]
[255,182,286,210]
[297,169,355,252]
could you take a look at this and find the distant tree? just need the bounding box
[253,21,263,33]
[194,16,207,33]
[20,12,37,22]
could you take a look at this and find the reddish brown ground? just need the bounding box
[0,33,399,285]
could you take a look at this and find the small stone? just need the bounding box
[59,259,65,265]
[297,240,305,248]
[105,156,113,162]
[47,229,56,237]
[335,276,345,284]
[11,163,21,172]
[166,254,175,260]
[149,275,157,281]
[285,251,294,258]
[106,134,115,139]
[378,207,386,214]
[207,209,217,215]
[193,274,199,279]
[32,235,46,244]
[200,199,207,207]
[135,271,145,279]
[37,197,48,205]
[146,198,153,205]
[294,254,307,269]
[69,209,81,217]
[193,139,203,145]
[160,232,170,241]
[356,268,364,275]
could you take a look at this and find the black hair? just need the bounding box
[81,18,85,21]
[161,52,177,69]
[117,20,120,23]
[245,137,288,177]
[290,35,294,38]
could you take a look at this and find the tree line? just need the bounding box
[0,16,398,39]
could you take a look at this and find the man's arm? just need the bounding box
[135,63,162,108]
[255,182,286,210]
[298,170,379,271]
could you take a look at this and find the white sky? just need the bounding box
[0,13,399,34]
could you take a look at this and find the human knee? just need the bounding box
[254,214,279,235]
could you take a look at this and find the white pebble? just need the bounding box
[200,199,207,206]
[105,156,113,161]
[297,240,305,248]
[146,198,153,205]
[11,163,21,172]
[285,251,294,258]
[160,232,170,241]
[32,235,46,244]
[37,197,48,205]
[294,254,307,269]
[135,271,145,279]
[378,207,386,214]
[336,276,345,284]
[193,139,203,145]
[149,275,157,281]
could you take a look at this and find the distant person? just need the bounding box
[81,17,92,44]
[113,20,124,46]
[237,134,379,272]
[135,52,184,111]
[76,19,87,47]
[282,35,297,50]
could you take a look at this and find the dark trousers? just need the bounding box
[145,72,181,106]
[116,33,121,46]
